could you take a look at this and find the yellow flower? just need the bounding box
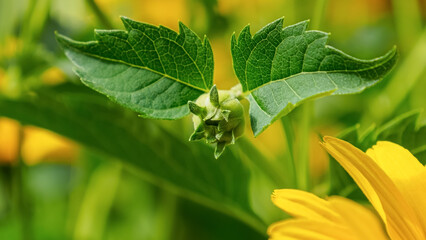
[268,136,426,240]
[268,189,388,240]
[0,118,79,165]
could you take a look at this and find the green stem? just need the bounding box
[296,102,313,191]
[13,126,32,240]
[364,29,426,125]
[85,0,113,29]
[294,0,329,191]
[73,162,122,240]
[153,191,178,240]
[280,116,297,188]
[311,0,329,30]
[391,0,422,53]
[237,137,287,186]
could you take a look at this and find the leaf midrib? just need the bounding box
[65,45,210,93]
[246,64,387,94]
[241,35,395,93]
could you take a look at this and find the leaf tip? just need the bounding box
[54,32,71,47]
[214,142,226,159]
[188,101,205,116]
[178,21,187,34]
[202,35,211,49]
[119,15,129,22]
[120,16,133,30]
[209,85,220,107]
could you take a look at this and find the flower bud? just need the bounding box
[188,85,245,158]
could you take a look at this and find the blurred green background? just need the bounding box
[0,0,425,239]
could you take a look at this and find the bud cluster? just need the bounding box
[188,85,245,158]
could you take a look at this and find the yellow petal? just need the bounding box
[271,189,340,222]
[269,219,354,240]
[322,136,425,240]
[367,141,426,233]
[366,141,423,183]
[269,189,388,240]
[328,196,389,240]
[405,169,426,233]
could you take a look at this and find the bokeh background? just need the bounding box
[0,0,425,239]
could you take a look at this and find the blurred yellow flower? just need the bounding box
[269,137,426,240]
[95,0,188,31]
[41,66,66,85]
[22,127,78,165]
[0,118,79,165]
[0,118,20,163]
[0,68,7,92]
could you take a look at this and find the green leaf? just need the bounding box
[56,16,214,119]
[231,18,397,136]
[0,84,266,235]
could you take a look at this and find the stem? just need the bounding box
[280,116,297,188]
[296,103,313,191]
[85,0,113,29]
[311,0,329,30]
[13,126,32,240]
[73,162,122,240]
[391,0,422,53]
[153,191,178,240]
[237,137,287,186]
[294,0,329,191]
[364,30,426,125]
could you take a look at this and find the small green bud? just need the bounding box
[189,85,245,159]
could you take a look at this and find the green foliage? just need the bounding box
[56,16,214,119]
[2,0,425,238]
[231,18,398,136]
[57,17,397,139]
[0,84,265,235]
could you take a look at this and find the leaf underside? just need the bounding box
[56,16,214,119]
[231,18,397,136]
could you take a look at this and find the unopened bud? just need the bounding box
[189,85,245,159]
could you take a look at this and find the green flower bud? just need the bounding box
[188,85,245,159]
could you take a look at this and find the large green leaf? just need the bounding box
[56,17,214,119]
[231,18,397,136]
[0,84,266,235]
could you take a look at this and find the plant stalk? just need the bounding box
[364,29,426,125]
[280,116,297,188]
[12,126,32,240]
[237,137,287,187]
[85,0,113,29]
[296,102,313,191]
[294,0,329,191]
